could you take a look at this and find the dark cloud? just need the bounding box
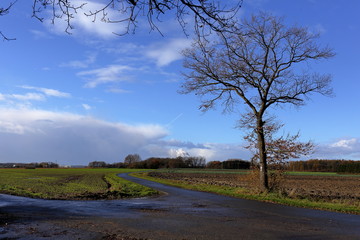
[0,109,167,165]
[155,139,210,149]
[0,108,259,165]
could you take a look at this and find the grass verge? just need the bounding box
[0,168,158,200]
[132,172,360,215]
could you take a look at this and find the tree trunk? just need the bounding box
[257,118,269,192]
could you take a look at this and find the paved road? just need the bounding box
[0,173,359,239]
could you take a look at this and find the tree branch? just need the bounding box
[0,1,17,41]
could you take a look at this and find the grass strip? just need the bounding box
[104,172,158,198]
[132,172,360,215]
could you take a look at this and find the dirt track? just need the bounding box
[1,173,360,239]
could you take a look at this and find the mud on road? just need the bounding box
[1,173,360,239]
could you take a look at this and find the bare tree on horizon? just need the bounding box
[181,12,335,191]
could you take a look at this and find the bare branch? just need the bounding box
[0,1,17,41]
[0,31,16,41]
[243,116,315,165]
[29,0,242,36]
[0,1,16,16]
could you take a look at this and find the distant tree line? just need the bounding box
[4,158,358,173]
[286,159,360,173]
[89,155,207,169]
[0,162,59,168]
[137,156,207,169]
[206,159,251,169]
[89,155,251,170]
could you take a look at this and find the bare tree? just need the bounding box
[0,1,16,40]
[241,114,314,166]
[181,12,335,191]
[124,153,141,166]
[1,0,241,40]
[88,161,107,168]
[184,156,206,168]
[241,114,314,190]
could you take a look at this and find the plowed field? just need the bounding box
[148,171,360,202]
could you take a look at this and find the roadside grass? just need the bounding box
[0,168,158,200]
[132,171,360,215]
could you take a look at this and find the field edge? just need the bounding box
[131,171,360,215]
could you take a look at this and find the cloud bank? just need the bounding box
[1,107,357,166]
[313,138,360,160]
[0,108,252,165]
[0,108,167,165]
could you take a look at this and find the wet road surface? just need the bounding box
[0,173,359,239]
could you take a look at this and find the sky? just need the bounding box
[0,0,359,165]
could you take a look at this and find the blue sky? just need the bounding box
[0,0,359,165]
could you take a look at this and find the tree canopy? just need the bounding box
[181,12,335,191]
[1,0,242,40]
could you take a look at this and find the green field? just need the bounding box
[0,168,158,199]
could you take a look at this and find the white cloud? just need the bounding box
[30,29,52,39]
[0,121,35,135]
[9,93,45,101]
[146,38,193,67]
[20,86,71,98]
[312,138,360,160]
[47,0,127,39]
[82,104,92,110]
[330,138,357,149]
[106,87,132,94]
[0,87,70,109]
[188,143,252,161]
[164,140,251,161]
[169,148,190,158]
[78,65,134,88]
[60,54,96,69]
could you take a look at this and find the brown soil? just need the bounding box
[148,172,360,202]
